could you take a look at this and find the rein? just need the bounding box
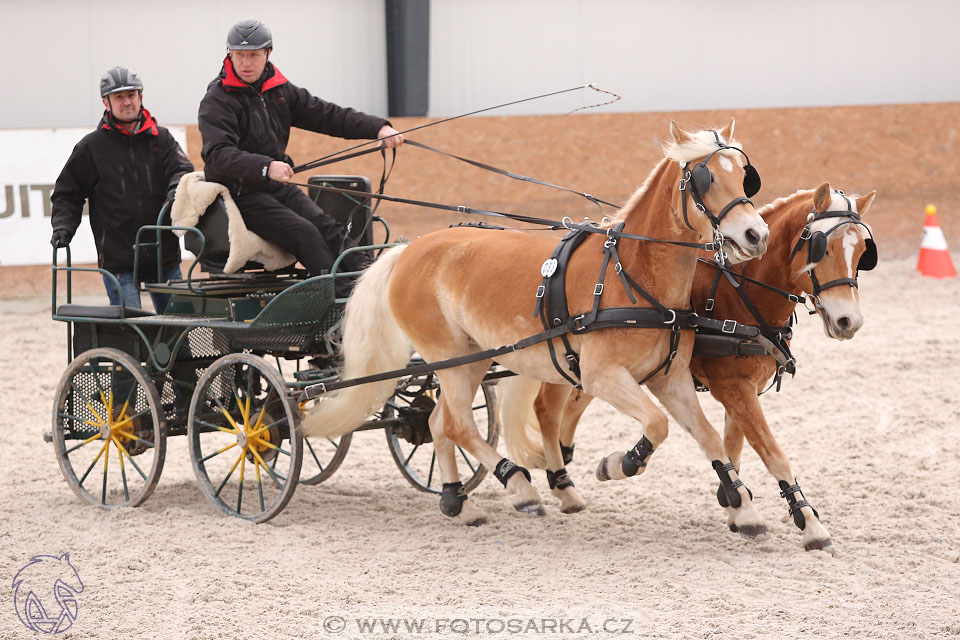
[292,84,619,174]
[288,178,719,252]
[296,130,759,399]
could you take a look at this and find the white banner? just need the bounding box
[0,126,188,267]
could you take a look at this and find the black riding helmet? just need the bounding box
[227,19,273,50]
[100,66,143,98]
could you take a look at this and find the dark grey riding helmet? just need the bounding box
[227,19,273,50]
[100,66,143,98]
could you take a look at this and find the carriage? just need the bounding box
[47,175,500,523]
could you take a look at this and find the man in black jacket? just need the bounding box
[198,19,403,287]
[51,67,194,312]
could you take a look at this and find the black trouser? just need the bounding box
[234,184,363,277]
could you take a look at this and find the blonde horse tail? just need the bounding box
[498,375,548,469]
[300,245,412,439]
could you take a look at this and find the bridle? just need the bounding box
[677,130,762,238]
[789,189,877,301]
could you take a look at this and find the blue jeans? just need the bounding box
[103,263,182,313]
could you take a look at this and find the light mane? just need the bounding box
[757,189,813,218]
[607,157,672,224]
[663,130,744,165]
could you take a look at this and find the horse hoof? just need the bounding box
[728,523,738,533]
[515,501,546,516]
[456,499,487,526]
[736,524,769,541]
[460,514,487,527]
[561,503,586,514]
[804,538,837,555]
[596,458,610,481]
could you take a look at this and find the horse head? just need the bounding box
[666,118,769,263]
[794,182,877,340]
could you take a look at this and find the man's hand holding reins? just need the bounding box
[267,161,294,183]
[378,125,405,149]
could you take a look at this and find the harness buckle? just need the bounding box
[678,178,687,192]
[593,283,603,296]
[561,216,574,230]
[788,294,800,303]
[536,285,545,298]
[604,227,617,248]
[457,205,467,214]
[696,202,706,213]
[705,298,715,312]
[663,309,677,325]
[614,262,623,274]
[572,315,587,332]
[722,319,737,334]
[800,227,812,240]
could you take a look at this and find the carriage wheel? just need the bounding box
[187,354,302,523]
[298,430,352,485]
[273,358,352,486]
[384,375,499,494]
[52,348,166,508]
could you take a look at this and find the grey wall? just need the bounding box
[429,0,960,116]
[5,0,388,128]
[4,0,958,128]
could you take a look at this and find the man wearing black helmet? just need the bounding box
[50,67,194,312]
[198,19,404,287]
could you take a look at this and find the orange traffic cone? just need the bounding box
[917,204,957,278]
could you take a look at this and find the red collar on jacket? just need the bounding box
[221,56,288,94]
[99,108,159,137]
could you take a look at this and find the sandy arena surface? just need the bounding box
[1,255,959,639]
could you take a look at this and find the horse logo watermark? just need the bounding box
[12,553,84,634]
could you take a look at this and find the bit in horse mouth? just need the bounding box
[724,238,748,260]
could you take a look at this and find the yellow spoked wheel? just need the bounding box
[188,354,302,523]
[52,348,166,508]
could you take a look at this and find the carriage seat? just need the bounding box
[172,172,375,276]
[172,171,296,274]
[55,304,156,319]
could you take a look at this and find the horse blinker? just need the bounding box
[808,231,828,264]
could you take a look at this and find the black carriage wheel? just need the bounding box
[384,377,499,494]
[297,431,352,486]
[52,348,167,508]
[187,353,302,523]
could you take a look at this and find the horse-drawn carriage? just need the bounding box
[46,119,875,553]
[47,175,499,523]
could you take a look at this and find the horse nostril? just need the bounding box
[837,316,852,331]
[745,228,761,247]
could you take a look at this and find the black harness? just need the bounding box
[695,257,800,391]
[531,132,763,388]
[788,190,877,300]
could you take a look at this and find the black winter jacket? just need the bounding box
[198,57,388,194]
[50,110,194,273]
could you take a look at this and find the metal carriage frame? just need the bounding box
[48,176,500,523]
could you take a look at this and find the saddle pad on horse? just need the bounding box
[171,171,295,273]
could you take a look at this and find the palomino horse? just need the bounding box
[500,183,876,552]
[302,120,769,530]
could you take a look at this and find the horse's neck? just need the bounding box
[618,160,700,309]
[741,195,812,325]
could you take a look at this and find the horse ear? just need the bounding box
[670,120,692,144]
[717,117,735,141]
[856,190,877,217]
[813,183,832,213]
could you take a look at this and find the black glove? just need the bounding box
[50,229,72,248]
